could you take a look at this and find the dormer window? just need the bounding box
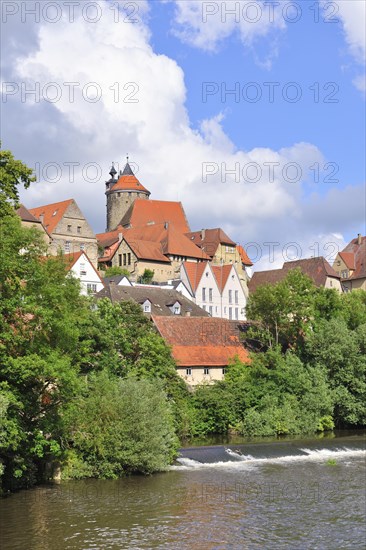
[168,301,181,315]
[143,300,151,313]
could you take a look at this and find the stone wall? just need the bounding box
[106,190,148,231]
[50,201,98,266]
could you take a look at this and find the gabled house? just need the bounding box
[64,251,104,295]
[186,228,253,296]
[152,316,250,385]
[96,284,209,317]
[181,261,247,319]
[16,204,51,245]
[29,199,98,267]
[97,222,209,282]
[332,234,366,291]
[249,257,342,293]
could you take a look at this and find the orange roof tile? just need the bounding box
[171,345,249,366]
[211,264,233,292]
[29,199,74,234]
[339,251,356,270]
[186,228,236,257]
[237,244,253,266]
[125,238,170,263]
[111,174,150,194]
[340,236,366,280]
[152,316,250,367]
[182,261,208,292]
[121,199,190,234]
[124,224,209,261]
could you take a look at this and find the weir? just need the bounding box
[176,434,366,467]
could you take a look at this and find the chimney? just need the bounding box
[358,233,362,245]
[201,228,206,240]
[185,310,191,317]
[164,222,169,230]
[39,214,44,224]
[118,232,123,242]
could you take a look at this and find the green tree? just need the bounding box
[104,266,131,278]
[246,269,317,351]
[0,145,36,218]
[139,269,154,284]
[306,318,366,426]
[64,373,179,478]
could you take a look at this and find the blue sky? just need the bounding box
[1,0,365,269]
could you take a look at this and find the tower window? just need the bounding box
[127,253,131,265]
[119,254,122,267]
[123,253,127,266]
[67,225,72,232]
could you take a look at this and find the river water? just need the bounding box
[0,432,365,549]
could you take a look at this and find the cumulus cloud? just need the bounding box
[1,0,363,272]
[170,0,285,66]
[330,0,366,92]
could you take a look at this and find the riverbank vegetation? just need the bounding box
[1,148,365,493]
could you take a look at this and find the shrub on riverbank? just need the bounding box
[63,374,179,478]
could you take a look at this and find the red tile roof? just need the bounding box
[338,252,356,270]
[249,257,340,293]
[211,264,233,292]
[153,316,250,367]
[186,228,236,257]
[182,261,208,292]
[340,236,366,280]
[120,199,191,234]
[124,224,209,262]
[237,244,253,266]
[16,204,42,224]
[29,199,74,233]
[111,174,150,194]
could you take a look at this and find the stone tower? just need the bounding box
[105,159,150,231]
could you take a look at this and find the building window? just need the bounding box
[228,290,232,304]
[119,254,122,267]
[202,287,206,302]
[204,367,210,375]
[87,283,97,293]
[67,225,72,232]
[123,253,127,266]
[202,305,206,311]
[174,306,180,315]
[209,305,213,315]
[229,307,232,320]
[80,263,87,276]
[235,308,238,320]
[209,288,213,302]
[77,226,81,234]
[117,192,121,197]
[222,368,227,375]
[80,243,85,251]
[186,368,192,376]
[127,253,131,265]
[235,290,238,304]
[65,241,71,252]
[341,270,348,278]
[330,280,333,287]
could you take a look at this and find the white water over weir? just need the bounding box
[173,437,366,470]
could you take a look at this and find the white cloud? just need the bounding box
[2,0,363,272]
[170,0,285,65]
[330,0,365,92]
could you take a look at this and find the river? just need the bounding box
[0,432,365,549]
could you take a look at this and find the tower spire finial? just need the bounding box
[126,153,129,163]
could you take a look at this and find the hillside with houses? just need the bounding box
[17,158,366,386]
[1,147,365,495]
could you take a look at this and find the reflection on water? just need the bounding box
[0,433,365,550]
